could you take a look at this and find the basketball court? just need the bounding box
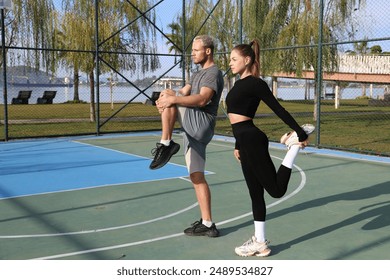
[0,132,389,260]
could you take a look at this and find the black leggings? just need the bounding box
[232,120,292,221]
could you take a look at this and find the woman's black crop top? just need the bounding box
[226,76,307,141]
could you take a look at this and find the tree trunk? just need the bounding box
[313,83,318,121]
[73,69,80,102]
[89,71,95,122]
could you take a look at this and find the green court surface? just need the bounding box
[0,132,389,260]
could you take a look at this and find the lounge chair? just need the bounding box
[144,91,160,106]
[11,90,32,104]
[37,91,57,104]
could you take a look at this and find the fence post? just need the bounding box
[315,0,324,147]
[95,0,100,135]
[182,0,186,86]
[1,8,8,141]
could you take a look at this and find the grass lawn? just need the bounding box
[1,99,389,156]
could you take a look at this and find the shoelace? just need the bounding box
[241,238,269,249]
[151,144,163,156]
[191,220,202,227]
[242,238,255,247]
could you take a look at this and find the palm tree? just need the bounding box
[165,0,223,81]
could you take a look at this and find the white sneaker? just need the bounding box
[234,236,271,257]
[280,124,315,150]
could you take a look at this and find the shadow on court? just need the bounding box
[0,132,389,260]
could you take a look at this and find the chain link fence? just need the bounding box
[1,0,389,156]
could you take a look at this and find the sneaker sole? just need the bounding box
[235,248,271,257]
[184,231,219,238]
[234,250,257,257]
[301,124,316,135]
[255,249,272,257]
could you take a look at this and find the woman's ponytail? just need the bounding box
[250,39,260,77]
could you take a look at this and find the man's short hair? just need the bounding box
[194,35,215,54]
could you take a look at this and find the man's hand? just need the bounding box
[156,89,176,113]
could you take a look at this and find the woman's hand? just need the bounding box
[299,139,309,149]
[234,149,241,162]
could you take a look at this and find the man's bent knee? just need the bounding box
[190,172,206,185]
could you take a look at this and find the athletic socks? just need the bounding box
[160,139,171,146]
[202,219,213,228]
[281,144,300,169]
[254,221,266,243]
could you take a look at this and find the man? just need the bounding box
[149,35,224,237]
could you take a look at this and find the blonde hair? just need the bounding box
[194,35,215,54]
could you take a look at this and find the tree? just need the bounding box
[354,40,369,54]
[6,0,58,74]
[0,7,15,69]
[165,0,214,81]
[206,0,240,89]
[241,0,366,120]
[165,0,364,120]
[370,45,382,54]
[60,0,159,122]
[164,0,240,107]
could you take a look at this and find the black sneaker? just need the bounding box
[149,140,180,170]
[184,219,220,238]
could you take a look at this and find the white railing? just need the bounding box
[154,77,183,88]
[338,55,390,74]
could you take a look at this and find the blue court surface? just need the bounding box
[0,138,189,199]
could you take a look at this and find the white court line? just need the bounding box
[0,200,199,239]
[31,154,307,260]
[0,177,197,239]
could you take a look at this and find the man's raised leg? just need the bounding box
[149,91,180,170]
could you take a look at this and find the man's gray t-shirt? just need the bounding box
[189,64,224,116]
[178,64,224,162]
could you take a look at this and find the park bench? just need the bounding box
[324,92,335,99]
[11,90,32,104]
[37,91,57,104]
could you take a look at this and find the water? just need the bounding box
[0,84,160,104]
[275,85,387,101]
[0,84,387,104]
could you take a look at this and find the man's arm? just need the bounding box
[157,86,214,109]
[175,86,214,107]
[177,84,191,96]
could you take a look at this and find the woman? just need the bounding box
[226,39,315,257]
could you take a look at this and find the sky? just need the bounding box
[344,0,390,51]
[149,0,390,78]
